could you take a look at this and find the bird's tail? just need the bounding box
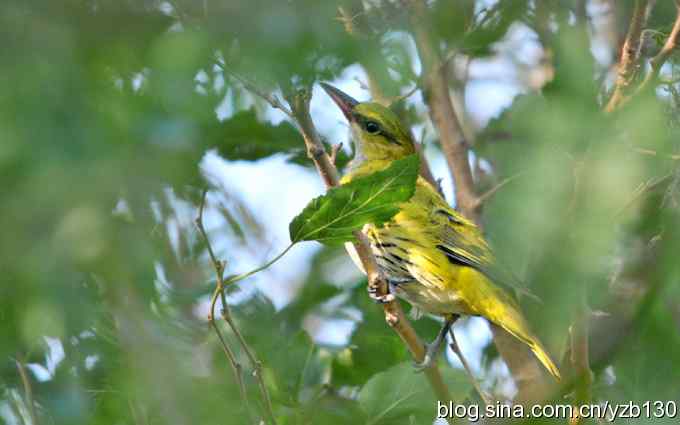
[524,335,561,380]
[482,290,561,379]
[460,270,561,379]
[496,313,561,380]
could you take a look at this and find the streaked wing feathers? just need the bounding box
[430,201,538,302]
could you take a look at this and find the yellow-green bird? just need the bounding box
[320,83,560,379]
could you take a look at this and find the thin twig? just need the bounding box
[605,0,651,112]
[353,76,370,91]
[220,304,276,425]
[562,160,594,425]
[448,326,492,406]
[214,61,294,120]
[632,147,680,160]
[662,166,680,209]
[196,190,222,282]
[660,75,680,85]
[194,190,264,425]
[567,159,587,216]
[637,1,680,94]
[329,143,343,165]
[567,317,594,425]
[473,172,524,211]
[15,356,39,425]
[386,84,419,106]
[616,172,674,216]
[336,6,367,38]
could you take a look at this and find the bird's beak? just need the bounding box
[320,83,358,122]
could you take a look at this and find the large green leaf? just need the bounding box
[358,362,471,425]
[289,155,419,245]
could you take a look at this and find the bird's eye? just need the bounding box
[365,121,380,134]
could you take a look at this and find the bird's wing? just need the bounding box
[428,198,538,302]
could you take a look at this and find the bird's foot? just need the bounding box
[409,306,424,321]
[367,286,395,304]
[412,341,441,372]
[412,317,456,372]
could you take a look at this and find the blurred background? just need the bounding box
[1,0,679,424]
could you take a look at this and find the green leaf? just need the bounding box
[289,154,420,245]
[358,362,471,425]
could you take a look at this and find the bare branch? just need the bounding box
[353,76,370,91]
[632,147,680,160]
[616,172,674,216]
[286,88,340,187]
[637,1,680,94]
[386,84,419,106]
[329,142,343,165]
[407,0,480,221]
[473,172,524,211]
[195,190,272,425]
[565,316,594,425]
[336,6,367,38]
[215,61,294,120]
[448,327,493,406]
[605,0,652,112]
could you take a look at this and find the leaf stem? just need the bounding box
[224,243,294,286]
[195,189,277,424]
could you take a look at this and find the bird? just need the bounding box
[320,82,560,380]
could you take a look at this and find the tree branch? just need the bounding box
[286,87,457,419]
[472,172,524,212]
[637,1,680,94]
[605,0,651,112]
[406,0,555,404]
[616,172,674,216]
[632,146,680,160]
[214,61,294,120]
[287,88,340,187]
[407,0,480,220]
[329,142,343,165]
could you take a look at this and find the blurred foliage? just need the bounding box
[1,0,680,424]
[216,109,304,162]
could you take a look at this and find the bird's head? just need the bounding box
[321,83,415,163]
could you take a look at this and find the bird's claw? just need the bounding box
[413,355,433,372]
[367,286,395,304]
[412,318,454,372]
[412,342,439,372]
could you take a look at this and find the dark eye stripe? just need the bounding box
[353,113,403,146]
[381,131,403,146]
[353,112,403,146]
